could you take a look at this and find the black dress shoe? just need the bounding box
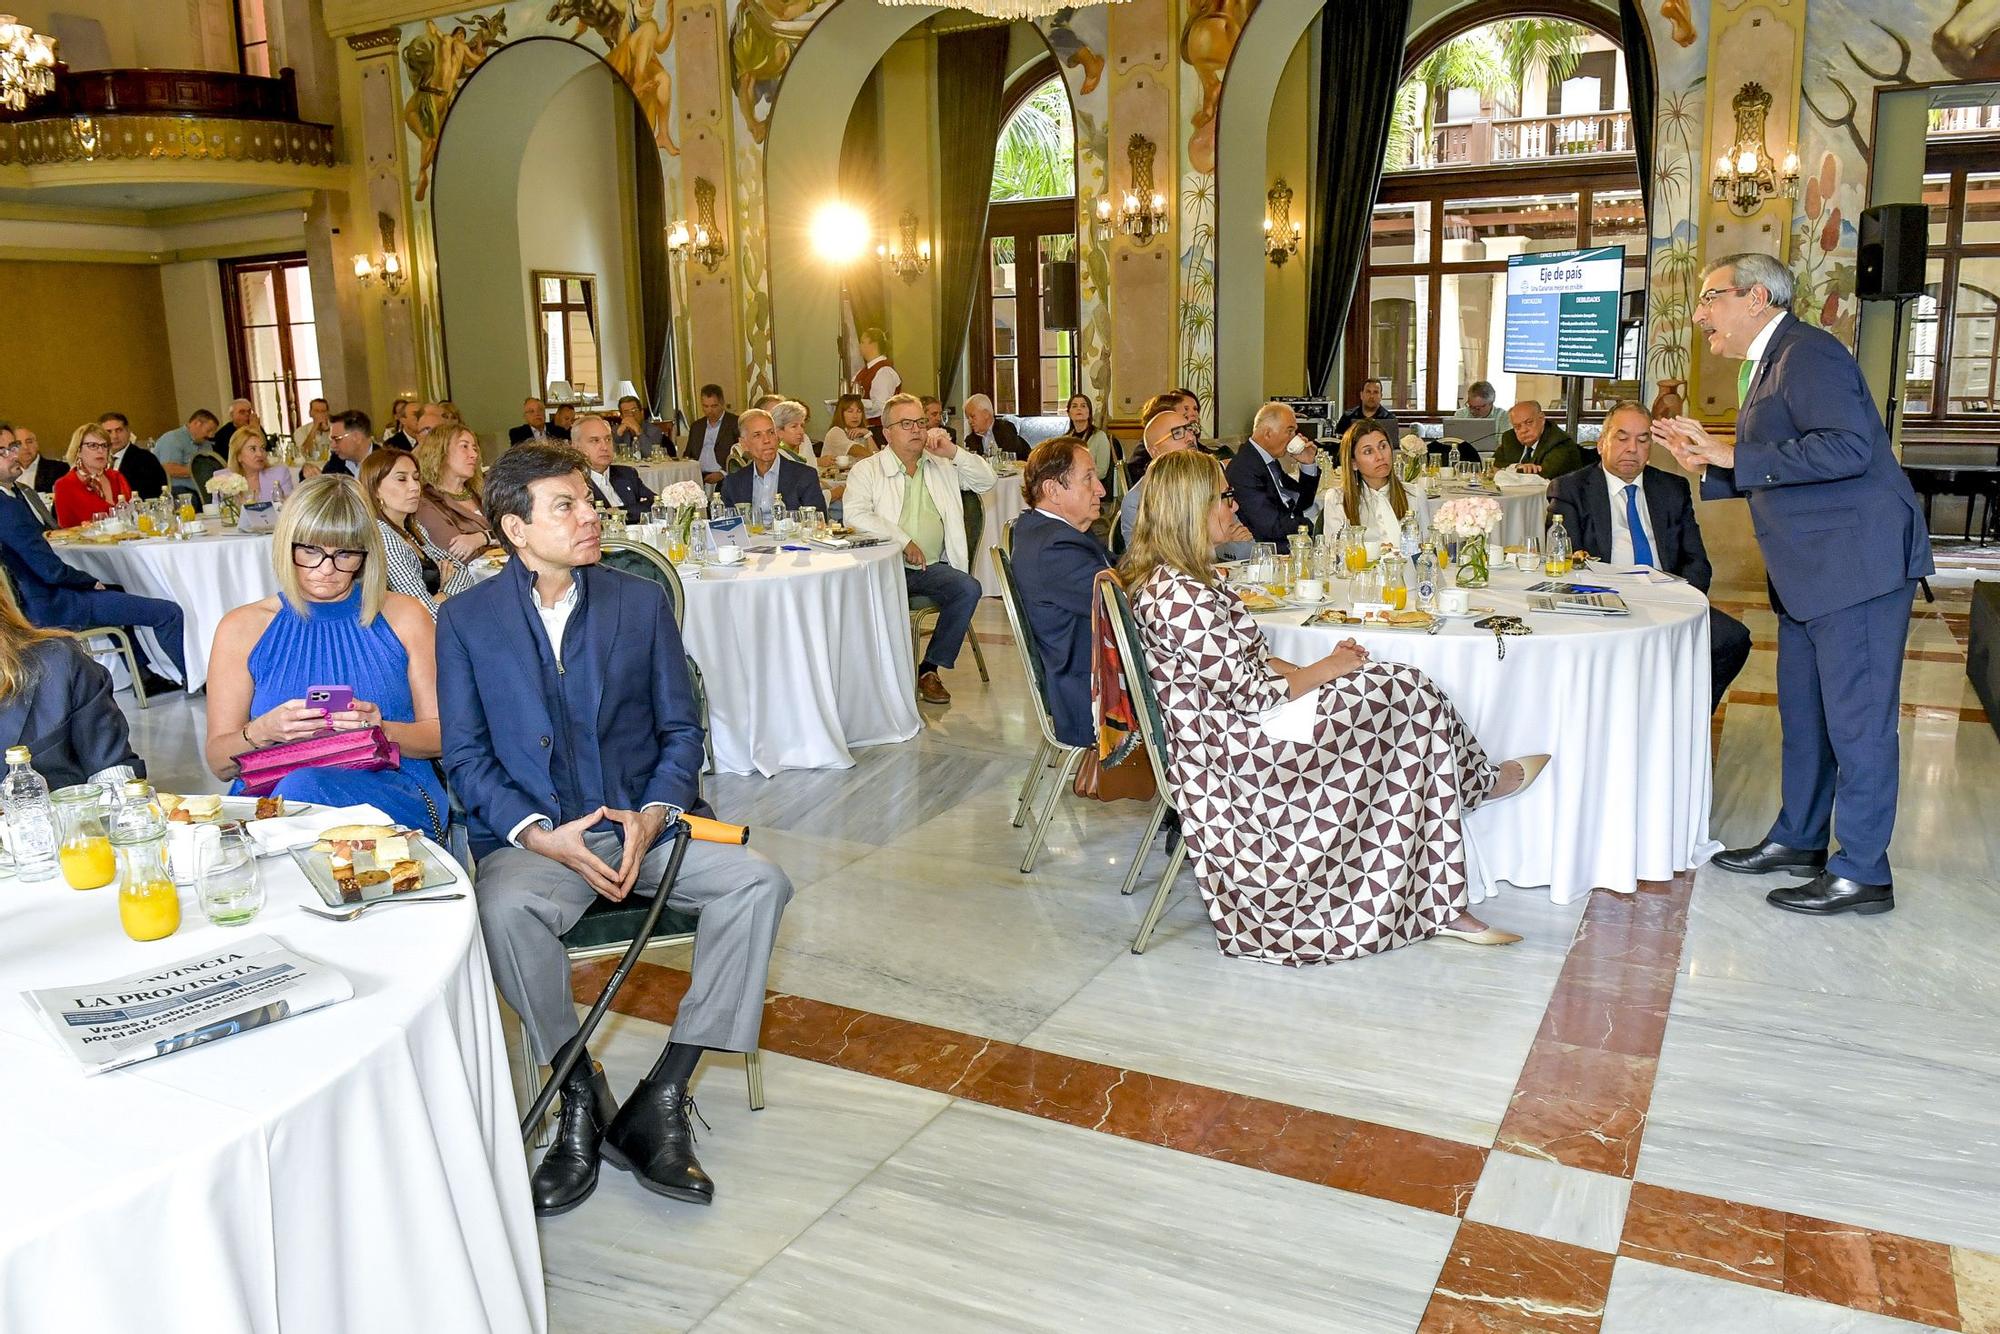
[601,1077,713,1205]
[1713,840,1827,876]
[531,1063,618,1217]
[1767,873,1894,917]
[135,669,184,697]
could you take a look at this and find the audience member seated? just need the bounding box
[688,383,740,483]
[205,476,446,837]
[213,398,258,454]
[1225,401,1321,544]
[53,423,133,528]
[1124,390,1197,490]
[360,449,472,619]
[293,398,334,462]
[383,397,418,451]
[415,421,498,558]
[1493,402,1585,477]
[1334,377,1401,436]
[1463,380,1499,419]
[509,397,565,446]
[769,399,819,467]
[572,415,656,523]
[100,412,168,501]
[845,392,997,706]
[1123,450,1546,961]
[720,409,826,518]
[551,404,577,440]
[1012,438,1112,748]
[437,442,792,1216]
[1547,401,1751,711]
[1122,410,1251,560]
[415,400,460,436]
[613,395,669,458]
[320,409,375,479]
[227,430,297,505]
[17,429,65,497]
[0,423,185,693]
[1335,419,1414,551]
[922,396,956,442]
[820,394,874,466]
[961,394,1030,461]
[153,409,219,500]
[1067,393,1116,492]
[0,601,143,789]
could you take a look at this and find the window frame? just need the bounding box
[234,0,272,76]
[1901,143,2000,430]
[532,270,601,402]
[219,251,318,438]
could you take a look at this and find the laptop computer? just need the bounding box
[1440,415,1505,451]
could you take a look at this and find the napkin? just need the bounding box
[1493,467,1542,489]
[245,802,394,855]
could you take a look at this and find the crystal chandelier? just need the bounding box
[877,0,1127,22]
[0,14,57,113]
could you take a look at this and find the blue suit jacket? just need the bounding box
[595,464,656,524]
[718,456,827,515]
[1223,444,1320,545]
[1547,465,1714,592]
[0,488,101,626]
[436,558,706,858]
[0,638,143,789]
[1010,509,1112,748]
[1704,315,1932,620]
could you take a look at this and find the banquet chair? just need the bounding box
[597,539,714,772]
[908,494,990,683]
[189,452,222,502]
[1098,578,1189,953]
[0,568,148,709]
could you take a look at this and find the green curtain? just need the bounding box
[1619,0,1656,216]
[632,100,675,416]
[933,26,1010,402]
[839,68,889,353]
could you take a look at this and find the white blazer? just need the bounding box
[842,445,997,572]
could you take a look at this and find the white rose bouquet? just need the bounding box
[660,479,706,510]
[1429,496,1500,540]
[206,471,251,499]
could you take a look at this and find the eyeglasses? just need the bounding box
[884,417,926,432]
[0,442,20,457]
[1696,285,1750,307]
[291,544,367,573]
[1167,423,1201,442]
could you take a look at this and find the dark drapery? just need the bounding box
[632,100,676,416]
[838,68,888,352]
[1619,0,1656,215]
[934,26,1010,402]
[1305,0,1413,397]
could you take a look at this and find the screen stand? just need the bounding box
[1563,376,1584,443]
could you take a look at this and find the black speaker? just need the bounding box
[1041,258,1079,330]
[1858,204,1928,300]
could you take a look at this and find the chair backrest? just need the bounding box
[190,452,222,499]
[992,547,1065,749]
[960,488,985,564]
[1097,576,1178,797]
[598,538,685,626]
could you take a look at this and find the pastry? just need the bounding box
[315,825,425,900]
[254,795,285,820]
[160,792,223,824]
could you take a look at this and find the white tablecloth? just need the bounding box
[1413,481,1549,550]
[0,844,544,1333]
[972,470,1029,596]
[54,532,278,693]
[1256,566,1719,904]
[681,541,921,776]
[635,460,703,494]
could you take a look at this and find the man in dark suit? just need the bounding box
[320,409,374,479]
[18,429,67,497]
[688,384,740,482]
[1334,377,1400,436]
[100,412,169,501]
[382,398,418,451]
[571,415,656,523]
[962,394,1029,460]
[921,396,958,442]
[1657,252,1933,918]
[508,397,569,446]
[1493,402,1586,477]
[0,423,185,695]
[719,409,826,516]
[1547,402,1750,710]
[1224,400,1321,544]
[1011,438,1111,748]
[437,443,791,1216]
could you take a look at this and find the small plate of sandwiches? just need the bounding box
[158,792,295,824]
[1305,608,1438,631]
[287,824,461,907]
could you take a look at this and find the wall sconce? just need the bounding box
[1116,134,1169,245]
[1264,178,1302,267]
[1710,83,1800,216]
[668,177,726,271]
[1092,197,1114,243]
[876,209,931,283]
[351,211,407,295]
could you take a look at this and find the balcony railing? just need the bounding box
[0,67,334,169]
[1418,110,1632,170]
[1930,105,2000,137]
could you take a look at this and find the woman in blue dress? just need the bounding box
[205,474,447,838]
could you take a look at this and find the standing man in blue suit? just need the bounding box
[1656,252,1933,918]
[1010,437,1111,748]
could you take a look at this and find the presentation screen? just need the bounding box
[1502,245,1625,378]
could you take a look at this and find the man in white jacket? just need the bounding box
[843,392,996,704]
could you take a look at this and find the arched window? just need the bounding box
[976,68,1078,415]
[992,76,1075,202]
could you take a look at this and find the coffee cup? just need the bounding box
[1439,588,1471,616]
[715,544,745,565]
[1295,577,1326,603]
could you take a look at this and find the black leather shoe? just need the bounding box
[135,669,184,697]
[532,1063,618,1216]
[1713,840,1827,876]
[601,1078,714,1204]
[1767,873,1894,917]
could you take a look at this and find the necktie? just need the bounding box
[16,485,53,529]
[1624,484,1655,568]
[1736,359,1756,404]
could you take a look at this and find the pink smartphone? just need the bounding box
[306,685,353,713]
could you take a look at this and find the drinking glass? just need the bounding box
[1514,536,1540,572]
[53,783,114,890]
[198,828,263,927]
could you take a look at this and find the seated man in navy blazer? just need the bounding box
[1010,437,1112,748]
[437,443,791,1217]
[1223,400,1321,544]
[0,422,185,695]
[718,409,826,517]
[1546,401,1751,711]
[570,414,656,523]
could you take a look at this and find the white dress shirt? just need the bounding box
[1249,439,1321,524]
[587,468,621,510]
[1352,481,1402,550]
[1741,311,1787,397]
[1603,466,1661,568]
[858,359,902,420]
[506,577,582,848]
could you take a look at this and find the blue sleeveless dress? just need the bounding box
[233,586,446,836]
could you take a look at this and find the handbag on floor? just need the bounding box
[234,727,401,796]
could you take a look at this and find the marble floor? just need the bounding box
[124,582,2000,1332]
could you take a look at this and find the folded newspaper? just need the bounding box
[23,935,354,1075]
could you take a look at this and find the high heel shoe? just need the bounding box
[1483,754,1550,806]
[1435,924,1523,946]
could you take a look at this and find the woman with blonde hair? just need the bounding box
[0,598,140,788]
[1120,450,1545,962]
[204,475,445,836]
[52,422,134,527]
[413,421,497,558]
[1336,418,1411,550]
[359,448,472,619]
[226,428,296,504]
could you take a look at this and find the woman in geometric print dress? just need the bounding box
[1121,451,1546,963]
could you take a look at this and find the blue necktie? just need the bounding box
[1624,484,1654,568]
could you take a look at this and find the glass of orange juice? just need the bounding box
[52,784,116,889]
[110,781,179,941]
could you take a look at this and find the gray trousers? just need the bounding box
[476,828,792,1065]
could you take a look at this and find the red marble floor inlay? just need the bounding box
[1418,1221,1615,1333]
[1494,1039,1656,1177]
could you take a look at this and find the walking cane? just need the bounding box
[520,814,750,1139]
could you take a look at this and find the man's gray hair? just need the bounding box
[1251,401,1295,437]
[770,399,809,432]
[1707,251,1794,310]
[962,393,993,415]
[1603,398,1652,429]
[739,407,775,431]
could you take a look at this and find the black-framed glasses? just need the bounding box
[1218,489,1236,502]
[884,417,926,432]
[1696,285,1750,307]
[291,544,367,573]
[1167,423,1201,442]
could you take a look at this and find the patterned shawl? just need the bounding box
[1091,569,1143,766]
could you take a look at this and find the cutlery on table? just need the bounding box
[301,892,465,922]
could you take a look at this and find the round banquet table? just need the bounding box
[635,459,703,494]
[680,541,922,776]
[1254,565,1720,904]
[52,531,278,693]
[0,840,544,1333]
[1413,479,1549,549]
[972,469,1030,596]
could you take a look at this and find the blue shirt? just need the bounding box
[751,460,782,514]
[154,426,203,467]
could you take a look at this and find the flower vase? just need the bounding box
[1398,452,1424,486]
[218,497,241,528]
[1457,532,1490,588]
[669,506,697,561]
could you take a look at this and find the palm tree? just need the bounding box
[1497,19,1583,98]
[990,79,1075,202]
[1393,32,1509,169]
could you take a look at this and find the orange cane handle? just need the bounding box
[684,814,748,845]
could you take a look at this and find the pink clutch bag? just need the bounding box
[235,727,401,796]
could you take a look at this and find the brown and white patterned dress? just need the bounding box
[1130,565,1499,964]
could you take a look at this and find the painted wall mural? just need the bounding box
[1041,4,1114,415]
[402,10,510,201]
[550,0,678,150]
[1177,0,1254,428]
[729,0,837,145]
